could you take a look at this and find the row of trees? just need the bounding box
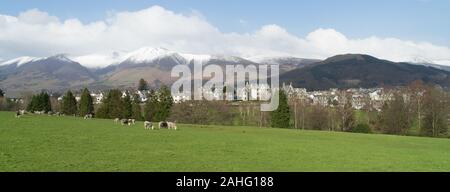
[376,84,449,137]
[59,88,94,116]
[286,83,449,137]
[289,92,356,132]
[203,80,447,137]
[169,100,234,125]
[96,89,138,119]
[274,90,359,132]
[96,85,173,121]
[0,88,22,111]
[20,85,173,122]
[23,88,94,116]
[27,92,52,113]
[143,86,173,122]
[3,79,448,138]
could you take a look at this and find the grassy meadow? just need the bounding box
[1,111,450,172]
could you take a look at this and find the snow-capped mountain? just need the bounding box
[2,47,450,93]
[0,56,45,67]
[123,47,184,64]
[0,48,274,93]
[115,47,256,68]
[180,53,211,65]
[92,48,259,88]
[0,54,96,93]
[70,51,127,69]
[69,47,249,69]
[1,47,316,70]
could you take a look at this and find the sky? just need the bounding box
[0,0,450,67]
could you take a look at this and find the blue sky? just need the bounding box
[1,0,449,46]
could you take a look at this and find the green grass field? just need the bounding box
[1,111,450,172]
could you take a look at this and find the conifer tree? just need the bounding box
[79,88,94,116]
[122,91,133,119]
[131,93,143,121]
[42,92,51,113]
[26,92,52,113]
[144,89,158,121]
[96,89,124,119]
[271,90,291,128]
[138,78,149,91]
[26,95,37,112]
[154,85,173,122]
[62,90,77,115]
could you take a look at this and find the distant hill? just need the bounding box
[2,49,450,93]
[0,55,96,93]
[248,56,321,74]
[416,63,450,72]
[280,54,450,91]
[94,48,261,89]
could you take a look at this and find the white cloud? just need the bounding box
[18,9,59,24]
[1,5,450,67]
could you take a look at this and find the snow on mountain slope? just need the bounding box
[247,56,318,65]
[72,47,257,68]
[434,60,450,66]
[180,53,211,65]
[4,48,450,71]
[122,47,232,66]
[71,51,127,68]
[72,47,212,68]
[19,47,263,69]
[0,56,44,66]
[123,47,182,63]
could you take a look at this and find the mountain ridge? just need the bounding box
[1,49,450,93]
[280,54,450,91]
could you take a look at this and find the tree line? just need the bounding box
[20,86,173,123]
[168,81,449,138]
[2,79,449,138]
[287,81,449,138]
[0,88,21,111]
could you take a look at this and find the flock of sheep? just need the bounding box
[16,110,68,117]
[114,118,177,130]
[15,110,178,131]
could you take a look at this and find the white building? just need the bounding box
[91,92,104,104]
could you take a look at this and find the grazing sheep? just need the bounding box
[128,119,136,125]
[15,111,21,118]
[121,119,131,126]
[114,118,120,123]
[144,121,154,130]
[84,114,93,119]
[34,111,45,115]
[159,121,168,129]
[168,122,177,130]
